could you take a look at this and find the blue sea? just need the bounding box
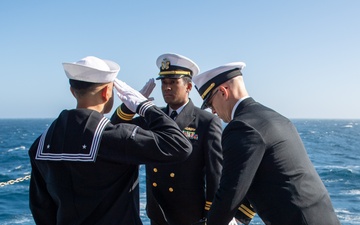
[0,118,359,225]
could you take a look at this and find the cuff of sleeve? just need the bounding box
[204,201,212,211]
[137,101,155,117]
[117,104,135,121]
[236,203,256,225]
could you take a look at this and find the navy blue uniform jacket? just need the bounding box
[111,99,255,225]
[146,100,223,225]
[112,100,223,225]
[28,106,192,225]
[207,97,340,225]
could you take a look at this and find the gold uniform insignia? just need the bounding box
[161,59,170,70]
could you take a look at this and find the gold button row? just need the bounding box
[152,168,175,178]
[152,182,174,192]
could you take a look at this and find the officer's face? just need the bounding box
[161,78,191,110]
[208,86,231,123]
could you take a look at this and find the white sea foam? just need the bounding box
[321,165,360,171]
[336,208,360,224]
[344,189,360,196]
[15,165,22,170]
[7,146,26,152]
[1,216,32,225]
[323,178,344,183]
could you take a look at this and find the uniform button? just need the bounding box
[169,187,174,192]
[153,168,158,172]
[170,173,175,178]
[152,182,157,187]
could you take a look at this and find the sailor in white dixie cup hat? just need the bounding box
[62,56,120,83]
[192,62,246,110]
[28,55,193,225]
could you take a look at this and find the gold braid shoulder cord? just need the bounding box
[0,175,31,187]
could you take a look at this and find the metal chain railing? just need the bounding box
[0,175,31,187]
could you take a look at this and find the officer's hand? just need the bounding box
[139,78,156,101]
[114,78,148,113]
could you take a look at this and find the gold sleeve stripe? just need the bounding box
[117,107,135,121]
[204,201,212,211]
[240,204,256,216]
[238,204,256,218]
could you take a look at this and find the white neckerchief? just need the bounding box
[169,99,189,116]
[231,96,250,121]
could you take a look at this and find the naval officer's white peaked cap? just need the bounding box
[62,56,120,83]
[192,62,246,109]
[155,53,200,80]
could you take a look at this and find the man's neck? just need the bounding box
[76,104,105,115]
[169,99,189,111]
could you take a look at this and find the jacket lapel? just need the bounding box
[176,99,196,130]
[162,99,195,130]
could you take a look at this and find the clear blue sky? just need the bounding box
[1,1,359,119]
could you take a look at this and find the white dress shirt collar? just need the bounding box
[231,96,250,121]
[169,99,189,116]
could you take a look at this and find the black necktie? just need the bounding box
[170,111,178,120]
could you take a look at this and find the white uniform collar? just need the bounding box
[231,96,250,121]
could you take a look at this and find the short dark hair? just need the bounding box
[69,79,107,96]
[182,76,192,85]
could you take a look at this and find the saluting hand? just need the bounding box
[139,78,156,101]
[114,78,152,116]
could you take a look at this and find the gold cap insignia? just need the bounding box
[161,59,170,70]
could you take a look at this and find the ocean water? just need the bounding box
[0,118,359,225]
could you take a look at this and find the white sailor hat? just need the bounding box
[155,53,200,80]
[62,56,120,83]
[193,62,246,109]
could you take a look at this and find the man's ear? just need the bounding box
[219,86,229,99]
[101,85,109,100]
[70,87,77,98]
[186,81,192,93]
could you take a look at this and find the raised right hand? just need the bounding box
[114,78,148,113]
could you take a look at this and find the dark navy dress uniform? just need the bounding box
[207,98,340,225]
[147,100,222,225]
[111,53,256,225]
[192,61,340,225]
[29,106,192,225]
[112,100,226,225]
